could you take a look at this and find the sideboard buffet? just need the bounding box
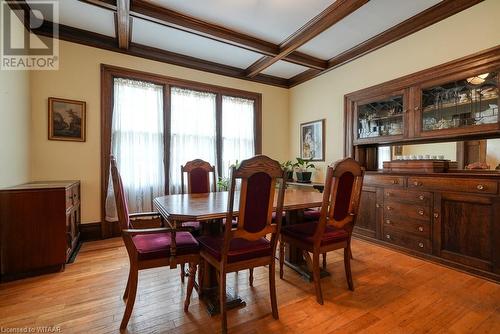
[345,46,500,282]
[0,181,81,281]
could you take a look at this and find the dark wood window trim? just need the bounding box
[101,64,262,237]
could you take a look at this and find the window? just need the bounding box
[102,66,262,224]
[169,88,217,194]
[105,78,165,220]
[222,96,255,178]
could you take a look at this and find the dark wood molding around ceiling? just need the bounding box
[289,0,485,87]
[13,0,487,88]
[245,0,369,77]
[115,0,130,49]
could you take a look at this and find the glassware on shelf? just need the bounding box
[357,95,404,139]
[421,72,498,131]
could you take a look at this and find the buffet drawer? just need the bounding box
[408,177,497,195]
[364,175,405,188]
[384,189,432,205]
[382,216,431,238]
[382,226,431,254]
[384,201,430,221]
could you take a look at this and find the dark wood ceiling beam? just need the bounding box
[290,0,484,87]
[115,0,130,49]
[80,0,327,70]
[79,0,117,11]
[245,0,368,77]
[31,20,289,88]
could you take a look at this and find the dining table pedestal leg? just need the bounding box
[283,210,330,281]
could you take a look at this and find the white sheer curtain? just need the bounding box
[221,96,255,178]
[105,78,165,221]
[169,87,217,194]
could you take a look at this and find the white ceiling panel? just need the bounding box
[132,18,263,69]
[297,0,442,59]
[147,0,336,44]
[28,0,116,37]
[261,61,309,79]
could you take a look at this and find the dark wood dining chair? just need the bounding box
[110,156,200,330]
[197,155,286,333]
[279,158,364,305]
[178,159,216,281]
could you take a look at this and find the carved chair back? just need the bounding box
[314,158,364,246]
[181,159,216,194]
[222,155,286,262]
[110,156,131,230]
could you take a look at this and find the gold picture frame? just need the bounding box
[48,97,86,142]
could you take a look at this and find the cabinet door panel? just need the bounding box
[354,186,382,238]
[434,192,497,271]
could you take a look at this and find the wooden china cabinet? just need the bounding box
[345,46,500,282]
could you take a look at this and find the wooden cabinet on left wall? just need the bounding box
[0,181,81,281]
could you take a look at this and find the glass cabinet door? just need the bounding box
[421,72,498,132]
[356,95,404,141]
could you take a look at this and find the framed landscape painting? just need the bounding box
[48,97,86,142]
[300,119,325,161]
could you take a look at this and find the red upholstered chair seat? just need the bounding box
[197,235,271,263]
[132,232,199,261]
[303,208,321,221]
[281,221,349,246]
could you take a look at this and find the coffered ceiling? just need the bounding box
[14,0,484,88]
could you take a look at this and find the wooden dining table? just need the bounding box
[153,188,325,315]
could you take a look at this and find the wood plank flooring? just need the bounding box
[0,237,498,333]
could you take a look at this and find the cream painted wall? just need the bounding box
[30,41,289,223]
[0,13,30,187]
[289,0,500,182]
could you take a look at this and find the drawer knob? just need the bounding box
[418,226,424,232]
[413,181,422,186]
[386,206,393,211]
[477,184,484,190]
[418,195,425,201]
[386,192,392,197]
[418,209,424,216]
[418,242,424,248]
[391,179,399,185]
[386,234,391,240]
[376,203,381,208]
[434,213,439,218]
[386,219,392,225]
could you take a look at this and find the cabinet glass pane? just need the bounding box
[422,72,498,131]
[357,96,404,139]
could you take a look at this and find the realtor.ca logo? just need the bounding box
[1,0,59,70]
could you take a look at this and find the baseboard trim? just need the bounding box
[80,222,102,241]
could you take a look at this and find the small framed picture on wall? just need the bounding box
[300,119,325,161]
[48,97,86,142]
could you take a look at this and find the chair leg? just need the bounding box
[312,252,323,305]
[269,259,279,320]
[279,240,285,279]
[249,268,254,287]
[198,260,205,297]
[120,268,138,329]
[219,268,228,334]
[322,253,327,270]
[184,262,198,312]
[344,245,354,291]
[180,263,185,283]
[123,268,132,300]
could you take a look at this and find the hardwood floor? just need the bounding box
[0,237,498,333]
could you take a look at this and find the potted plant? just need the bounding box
[293,157,315,183]
[281,160,294,181]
